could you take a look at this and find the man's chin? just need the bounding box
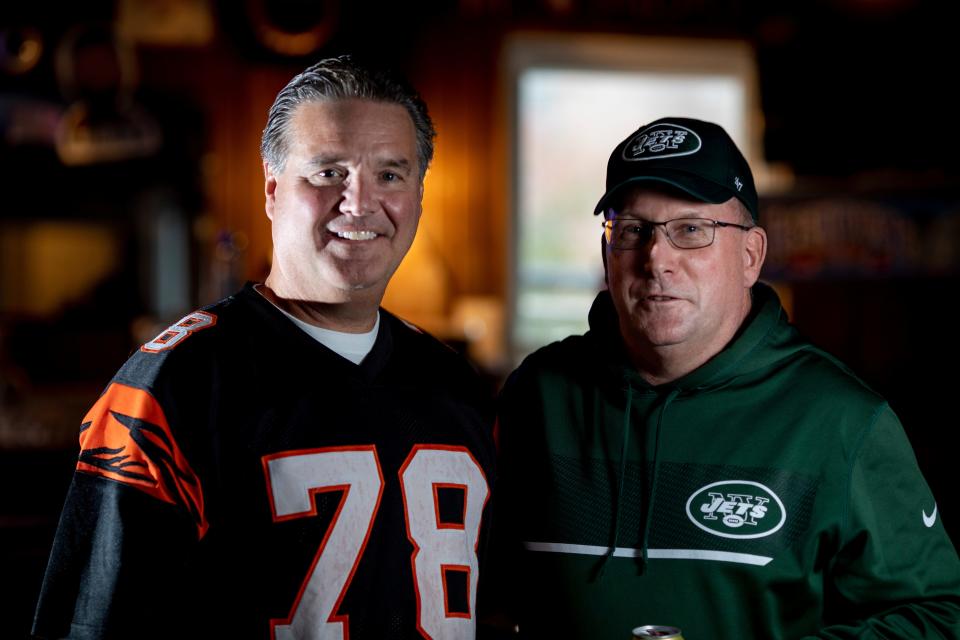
[327,279,381,295]
[321,262,389,291]
[327,271,393,297]
[631,320,690,348]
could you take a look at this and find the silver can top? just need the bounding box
[632,625,683,639]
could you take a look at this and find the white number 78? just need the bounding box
[263,445,488,640]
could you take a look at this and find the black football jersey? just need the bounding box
[32,284,497,640]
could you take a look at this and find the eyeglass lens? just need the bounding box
[605,218,715,249]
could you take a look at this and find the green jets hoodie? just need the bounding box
[487,283,960,639]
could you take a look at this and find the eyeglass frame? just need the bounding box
[601,216,755,250]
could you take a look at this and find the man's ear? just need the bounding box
[263,161,278,221]
[742,225,767,287]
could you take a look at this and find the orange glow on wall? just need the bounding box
[0,222,119,316]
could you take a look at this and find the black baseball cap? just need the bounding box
[594,117,759,222]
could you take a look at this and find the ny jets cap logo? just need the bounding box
[623,123,702,162]
[686,480,786,540]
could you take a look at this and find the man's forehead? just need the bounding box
[305,152,413,172]
[287,98,418,162]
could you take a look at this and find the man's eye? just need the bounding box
[313,169,343,180]
[381,171,401,182]
[623,224,645,236]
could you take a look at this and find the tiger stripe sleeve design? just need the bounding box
[76,382,208,538]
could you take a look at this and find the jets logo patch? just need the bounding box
[623,123,702,162]
[685,480,786,539]
[77,382,208,538]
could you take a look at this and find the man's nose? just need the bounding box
[642,225,677,273]
[339,175,377,217]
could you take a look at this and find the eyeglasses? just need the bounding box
[601,217,754,250]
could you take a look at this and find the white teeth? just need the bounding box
[335,230,377,240]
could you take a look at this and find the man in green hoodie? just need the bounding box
[485,117,960,638]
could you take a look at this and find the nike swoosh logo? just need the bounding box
[923,504,938,528]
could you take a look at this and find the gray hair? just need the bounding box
[260,55,436,180]
[731,196,757,226]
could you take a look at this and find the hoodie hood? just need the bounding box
[586,282,807,392]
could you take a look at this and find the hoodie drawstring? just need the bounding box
[639,387,680,574]
[595,383,680,580]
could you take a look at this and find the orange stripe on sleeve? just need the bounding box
[77,382,209,539]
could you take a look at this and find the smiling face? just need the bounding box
[603,185,766,382]
[263,98,422,305]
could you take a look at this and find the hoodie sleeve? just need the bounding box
[803,405,960,639]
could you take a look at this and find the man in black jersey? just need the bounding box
[33,57,496,640]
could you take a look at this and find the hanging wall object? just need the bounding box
[53,23,161,166]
